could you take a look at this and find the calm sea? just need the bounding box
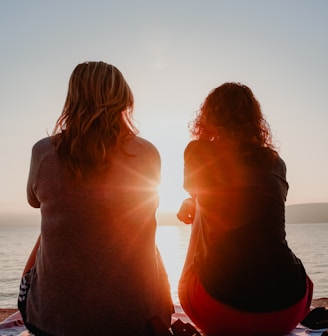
[0,213,327,308]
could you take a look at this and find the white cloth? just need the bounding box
[0,306,326,336]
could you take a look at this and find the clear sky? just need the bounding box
[1,0,327,215]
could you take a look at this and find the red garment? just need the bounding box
[179,270,313,336]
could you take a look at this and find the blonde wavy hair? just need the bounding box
[52,61,138,177]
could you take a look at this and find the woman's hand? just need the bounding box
[177,198,195,224]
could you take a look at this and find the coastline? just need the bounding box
[1,298,328,322]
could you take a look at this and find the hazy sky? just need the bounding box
[1,0,327,214]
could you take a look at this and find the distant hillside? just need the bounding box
[0,212,40,226]
[158,203,328,225]
[286,203,328,224]
[2,204,327,226]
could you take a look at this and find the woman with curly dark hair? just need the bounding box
[177,82,313,336]
[18,61,173,335]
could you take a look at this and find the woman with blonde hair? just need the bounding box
[18,61,173,335]
[177,82,313,336]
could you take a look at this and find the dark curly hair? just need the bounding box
[190,82,277,165]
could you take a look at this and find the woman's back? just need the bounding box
[184,139,306,312]
[26,135,173,335]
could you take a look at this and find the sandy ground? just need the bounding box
[1,298,327,322]
[0,308,18,322]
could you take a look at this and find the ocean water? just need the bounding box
[0,213,327,308]
[156,222,328,305]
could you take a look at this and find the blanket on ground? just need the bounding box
[0,305,326,336]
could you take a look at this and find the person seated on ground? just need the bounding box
[18,61,173,336]
[177,82,313,336]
